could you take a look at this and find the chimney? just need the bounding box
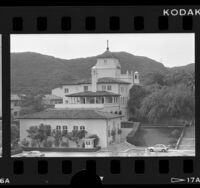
[91,66,97,92]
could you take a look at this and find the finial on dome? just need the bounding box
[106,40,109,51]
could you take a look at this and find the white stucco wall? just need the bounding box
[19,118,109,148]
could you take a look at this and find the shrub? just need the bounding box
[117,129,122,135]
[77,130,87,139]
[43,140,53,148]
[21,139,30,147]
[168,138,178,148]
[30,140,37,147]
[61,141,69,148]
[54,139,60,147]
[62,130,68,137]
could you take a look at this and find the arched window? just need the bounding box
[119,111,122,115]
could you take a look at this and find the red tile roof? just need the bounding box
[62,77,130,85]
[19,109,123,120]
[97,50,117,59]
[66,91,120,97]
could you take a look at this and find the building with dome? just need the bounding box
[52,41,140,120]
[18,41,140,149]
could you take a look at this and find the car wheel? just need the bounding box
[161,149,166,152]
[149,149,153,152]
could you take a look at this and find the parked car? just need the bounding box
[22,151,45,157]
[147,144,169,152]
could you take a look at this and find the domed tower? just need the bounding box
[95,40,121,79]
[133,71,140,84]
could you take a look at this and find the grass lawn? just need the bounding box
[127,126,183,147]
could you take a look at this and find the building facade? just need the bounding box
[11,94,22,118]
[18,43,140,150]
[52,44,140,120]
[19,109,122,148]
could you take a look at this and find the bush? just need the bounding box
[30,140,37,147]
[171,129,181,137]
[21,139,30,147]
[61,141,69,148]
[43,140,53,148]
[54,139,60,147]
[117,129,122,135]
[168,138,178,148]
[62,130,68,137]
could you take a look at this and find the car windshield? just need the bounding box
[155,144,162,147]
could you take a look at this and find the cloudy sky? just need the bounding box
[11,33,194,68]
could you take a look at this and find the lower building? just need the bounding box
[42,94,63,106]
[18,109,123,148]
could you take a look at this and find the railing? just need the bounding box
[55,103,119,109]
[55,103,104,109]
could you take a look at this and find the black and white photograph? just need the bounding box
[10,34,195,157]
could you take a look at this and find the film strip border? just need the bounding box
[0,158,197,184]
[0,6,200,33]
[0,6,199,185]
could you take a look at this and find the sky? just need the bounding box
[11,33,195,68]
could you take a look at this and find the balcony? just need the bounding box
[55,103,104,109]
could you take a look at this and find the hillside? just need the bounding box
[11,51,193,94]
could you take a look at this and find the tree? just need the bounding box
[143,71,165,86]
[20,94,45,115]
[11,125,19,149]
[26,124,49,147]
[139,84,195,123]
[164,69,195,90]
[127,85,148,120]
[52,129,62,147]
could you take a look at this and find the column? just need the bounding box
[104,97,106,104]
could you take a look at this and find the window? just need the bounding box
[73,126,78,131]
[86,141,90,145]
[65,100,68,104]
[104,59,107,64]
[135,75,138,79]
[63,126,68,130]
[102,85,106,91]
[56,126,61,130]
[107,85,112,90]
[64,88,69,93]
[84,85,88,91]
[121,86,124,92]
[80,126,85,130]
[13,111,18,116]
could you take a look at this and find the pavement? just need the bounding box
[12,144,195,157]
